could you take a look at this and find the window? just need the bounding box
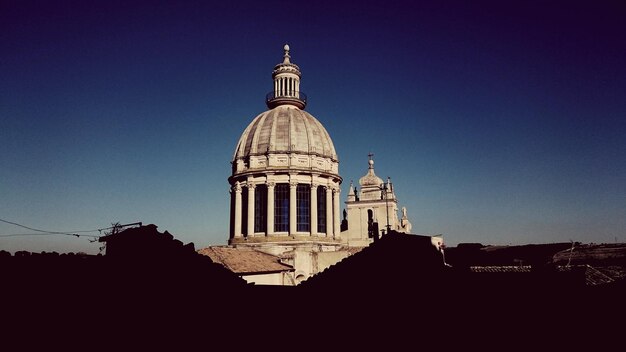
[296,184,310,232]
[317,187,326,233]
[241,188,248,236]
[274,184,289,232]
[254,185,267,233]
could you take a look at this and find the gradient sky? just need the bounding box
[1,0,625,254]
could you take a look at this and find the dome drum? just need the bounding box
[232,153,339,177]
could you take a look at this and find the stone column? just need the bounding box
[333,188,341,239]
[325,186,332,238]
[233,182,242,238]
[289,181,298,235]
[247,182,255,237]
[310,184,318,236]
[266,182,275,236]
[290,181,297,235]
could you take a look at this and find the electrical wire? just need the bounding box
[0,218,141,240]
[0,218,115,239]
[0,218,107,234]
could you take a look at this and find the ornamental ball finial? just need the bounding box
[284,44,290,51]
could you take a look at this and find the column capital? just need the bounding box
[332,187,341,194]
[266,181,276,188]
[247,182,256,190]
[232,182,242,193]
[310,183,319,190]
[290,181,298,188]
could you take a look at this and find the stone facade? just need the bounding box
[226,45,344,283]
[219,45,424,285]
[341,154,413,247]
[228,45,342,246]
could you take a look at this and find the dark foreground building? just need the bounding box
[1,225,624,348]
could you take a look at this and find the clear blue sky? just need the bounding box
[1,0,625,253]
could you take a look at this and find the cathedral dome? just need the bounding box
[233,105,337,163]
[230,45,339,178]
[228,44,342,246]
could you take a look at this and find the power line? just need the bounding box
[0,219,143,239]
[0,219,123,237]
[0,233,98,238]
[0,218,104,235]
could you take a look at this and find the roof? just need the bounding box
[300,231,447,290]
[557,265,620,286]
[232,105,337,162]
[471,264,621,286]
[198,246,294,275]
[470,265,532,273]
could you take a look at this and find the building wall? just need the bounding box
[242,272,286,285]
[235,242,345,285]
[342,199,399,247]
[314,251,352,273]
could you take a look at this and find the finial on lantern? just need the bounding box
[283,44,291,63]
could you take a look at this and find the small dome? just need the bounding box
[359,169,384,187]
[359,157,383,187]
[233,105,337,163]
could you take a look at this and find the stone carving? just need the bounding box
[400,206,412,233]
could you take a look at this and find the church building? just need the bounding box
[201,45,423,285]
[342,153,413,247]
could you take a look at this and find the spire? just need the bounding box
[282,44,291,64]
[266,44,307,109]
[347,180,356,202]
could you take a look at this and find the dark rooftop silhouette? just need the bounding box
[2,225,625,348]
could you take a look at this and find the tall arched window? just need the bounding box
[254,185,267,233]
[241,189,248,236]
[274,184,289,232]
[317,187,326,233]
[296,184,310,232]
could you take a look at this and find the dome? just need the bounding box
[231,105,339,177]
[359,158,383,187]
[230,45,340,178]
[233,105,337,161]
[228,44,342,247]
[359,170,384,187]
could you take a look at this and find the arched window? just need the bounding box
[274,184,289,232]
[317,187,326,233]
[254,185,267,233]
[241,189,248,236]
[296,184,310,232]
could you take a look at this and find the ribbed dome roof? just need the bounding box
[233,105,337,161]
[359,158,383,187]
